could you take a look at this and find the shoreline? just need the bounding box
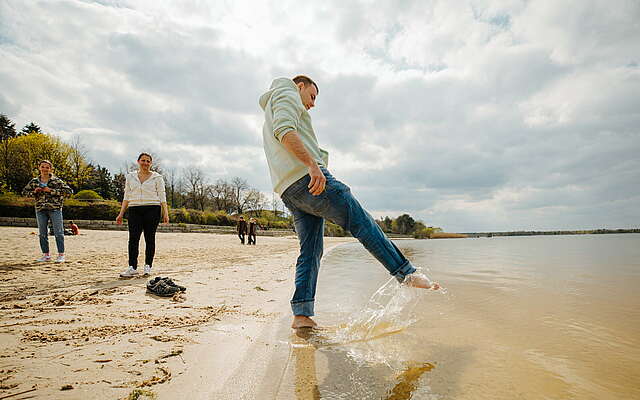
[0,226,353,399]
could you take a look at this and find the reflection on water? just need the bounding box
[292,329,321,400]
[283,234,640,399]
[292,326,436,400]
[386,362,435,400]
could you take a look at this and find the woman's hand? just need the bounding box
[162,213,169,224]
[116,213,123,225]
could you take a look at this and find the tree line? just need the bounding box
[375,214,443,238]
[0,114,271,217]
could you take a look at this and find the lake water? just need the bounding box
[285,234,640,399]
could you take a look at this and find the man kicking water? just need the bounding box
[259,75,440,329]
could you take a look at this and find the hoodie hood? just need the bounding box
[259,78,297,110]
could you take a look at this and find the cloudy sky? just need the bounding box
[1,0,639,232]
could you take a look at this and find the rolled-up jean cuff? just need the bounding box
[392,260,417,283]
[291,300,315,317]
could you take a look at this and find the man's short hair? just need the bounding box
[292,75,319,94]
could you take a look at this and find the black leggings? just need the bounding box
[128,205,161,268]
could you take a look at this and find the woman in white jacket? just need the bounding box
[116,153,169,277]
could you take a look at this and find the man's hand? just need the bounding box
[281,132,326,195]
[162,213,169,224]
[308,164,326,195]
[41,187,52,193]
[116,213,123,225]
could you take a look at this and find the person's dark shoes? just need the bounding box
[146,277,187,297]
[163,278,186,292]
[147,276,163,287]
[147,279,180,297]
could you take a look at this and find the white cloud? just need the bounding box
[1,0,639,231]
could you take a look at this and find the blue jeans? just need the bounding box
[281,167,416,316]
[36,209,65,254]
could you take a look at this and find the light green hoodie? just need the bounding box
[259,78,329,195]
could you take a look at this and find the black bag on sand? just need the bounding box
[147,277,187,297]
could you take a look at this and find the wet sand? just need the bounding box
[0,226,352,399]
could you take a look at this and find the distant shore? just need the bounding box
[460,228,640,237]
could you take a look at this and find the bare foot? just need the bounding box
[292,315,318,329]
[404,274,440,290]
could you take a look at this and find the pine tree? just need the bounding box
[21,122,41,135]
[85,164,116,199]
[0,114,17,141]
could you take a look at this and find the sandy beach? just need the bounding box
[0,226,352,399]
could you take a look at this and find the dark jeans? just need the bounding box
[238,232,246,244]
[128,205,161,269]
[248,233,256,245]
[281,167,416,316]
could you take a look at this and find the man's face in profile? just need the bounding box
[298,83,317,110]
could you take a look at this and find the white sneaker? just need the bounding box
[37,254,51,262]
[119,266,140,278]
[143,265,152,276]
[55,254,65,263]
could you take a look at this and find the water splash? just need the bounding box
[307,270,445,370]
[340,277,420,341]
[339,270,445,340]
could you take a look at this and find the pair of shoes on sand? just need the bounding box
[37,254,65,263]
[146,277,187,297]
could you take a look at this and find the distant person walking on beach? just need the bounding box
[248,217,257,245]
[116,153,169,277]
[259,75,440,329]
[22,160,73,263]
[237,216,247,245]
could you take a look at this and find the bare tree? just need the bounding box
[68,136,92,191]
[183,167,209,211]
[165,168,182,208]
[230,176,249,214]
[244,189,266,216]
[211,179,234,213]
[271,192,287,218]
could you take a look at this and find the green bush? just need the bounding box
[256,216,292,230]
[0,196,120,220]
[272,220,291,230]
[204,211,218,225]
[73,190,103,200]
[167,208,236,226]
[170,208,190,223]
[188,209,204,224]
[413,227,442,239]
[67,201,121,220]
[324,221,346,237]
[1,193,288,228]
[204,211,234,226]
